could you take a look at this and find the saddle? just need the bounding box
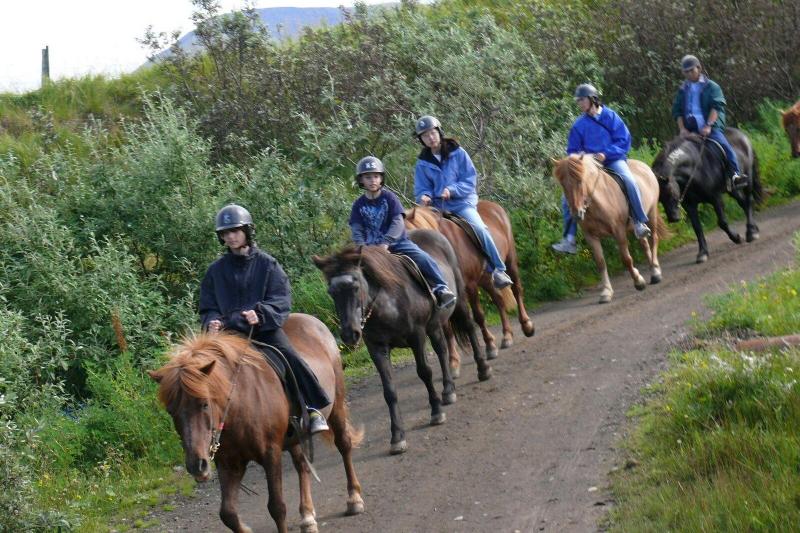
[250,340,308,438]
[442,211,491,263]
[603,167,635,221]
[393,253,437,304]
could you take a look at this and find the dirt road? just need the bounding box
[143,201,800,533]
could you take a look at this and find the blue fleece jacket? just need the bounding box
[566,106,631,163]
[414,141,479,211]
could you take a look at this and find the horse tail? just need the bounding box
[499,286,516,313]
[654,212,672,240]
[751,150,765,206]
[321,400,365,449]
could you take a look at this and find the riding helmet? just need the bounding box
[680,54,701,71]
[355,156,385,187]
[574,83,600,99]
[415,115,442,136]
[215,204,255,245]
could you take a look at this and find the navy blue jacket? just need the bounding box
[199,246,291,341]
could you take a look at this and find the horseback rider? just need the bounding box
[349,156,457,310]
[672,54,746,191]
[552,84,652,254]
[413,115,514,289]
[200,204,330,434]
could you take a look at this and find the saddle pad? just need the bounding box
[703,138,730,173]
[252,341,302,418]
[393,253,437,303]
[442,212,490,262]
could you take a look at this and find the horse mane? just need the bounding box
[554,153,597,182]
[153,333,267,408]
[315,245,406,291]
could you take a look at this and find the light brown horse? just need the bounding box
[553,154,666,303]
[782,100,800,158]
[148,313,364,533]
[405,200,534,375]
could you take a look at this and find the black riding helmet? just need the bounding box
[215,204,255,245]
[355,156,385,188]
[415,115,444,145]
[574,83,601,107]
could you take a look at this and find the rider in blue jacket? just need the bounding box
[349,156,457,310]
[413,116,513,289]
[672,54,746,191]
[552,84,652,254]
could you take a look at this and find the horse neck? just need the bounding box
[582,164,618,215]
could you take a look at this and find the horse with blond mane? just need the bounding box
[782,100,800,158]
[553,154,665,303]
[148,313,364,533]
[405,200,534,375]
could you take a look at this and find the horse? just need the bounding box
[313,230,491,454]
[782,100,800,158]
[404,200,535,374]
[652,128,763,263]
[553,154,665,304]
[148,313,364,533]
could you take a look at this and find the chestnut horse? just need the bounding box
[148,314,364,533]
[405,200,534,375]
[782,100,800,158]
[554,154,665,303]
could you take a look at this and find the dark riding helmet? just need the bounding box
[355,156,385,188]
[415,115,442,136]
[680,54,701,71]
[215,204,255,245]
[574,83,600,99]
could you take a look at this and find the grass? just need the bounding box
[609,232,800,532]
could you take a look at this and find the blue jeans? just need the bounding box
[446,205,506,272]
[560,159,649,237]
[685,121,741,174]
[388,238,449,294]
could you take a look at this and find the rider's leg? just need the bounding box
[707,128,742,176]
[605,159,649,224]
[451,206,507,272]
[552,194,578,254]
[389,239,456,308]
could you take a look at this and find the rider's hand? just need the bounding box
[679,128,690,138]
[208,320,223,333]
[593,153,606,163]
[420,195,432,206]
[241,310,259,326]
[441,188,451,200]
[700,125,712,137]
[380,243,389,251]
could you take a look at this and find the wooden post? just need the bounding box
[41,45,50,86]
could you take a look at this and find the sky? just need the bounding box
[0,1,397,93]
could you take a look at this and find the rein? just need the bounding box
[208,327,252,461]
[576,156,605,213]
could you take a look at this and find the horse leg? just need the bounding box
[712,195,742,244]
[263,445,288,533]
[615,231,646,291]
[732,190,759,242]
[218,462,254,533]
[469,284,498,360]
[483,281,514,349]
[585,234,614,303]
[288,443,317,533]
[411,332,447,425]
[686,202,709,263]
[367,343,407,454]
[505,248,535,337]
[648,211,662,284]
[329,403,365,516]
[442,321,462,379]
[450,296,492,381]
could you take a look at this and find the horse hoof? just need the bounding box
[478,366,493,381]
[650,273,662,285]
[442,391,457,405]
[346,497,365,516]
[635,279,646,291]
[599,293,613,304]
[390,440,408,455]
[430,412,447,426]
[696,253,708,264]
[300,515,318,533]
[521,320,535,337]
[486,347,499,360]
[731,234,743,244]
[500,337,513,349]
[450,365,461,380]
[746,231,759,242]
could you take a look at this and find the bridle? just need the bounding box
[207,327,251,460]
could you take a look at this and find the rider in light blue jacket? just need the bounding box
[552,84,652,254]
[413,115,513,289]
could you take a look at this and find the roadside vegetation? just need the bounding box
[610,232,800,531]
[0,0,797,529]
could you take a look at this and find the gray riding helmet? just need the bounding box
[215,204,255,245]
[574,83,600,99]
[415,115,442,136]
[680,55,701,71]
[355,156,385,187]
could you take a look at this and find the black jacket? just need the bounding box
[199,246,291,341]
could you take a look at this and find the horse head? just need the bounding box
[652,136,707,223]
[149,336,240,482]
[782,103,800,158]
[314,247,371,348]
[553,154,594,220]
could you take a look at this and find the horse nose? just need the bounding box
[193,458,211,482]
[341,328,361,348]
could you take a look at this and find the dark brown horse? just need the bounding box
[782,100,800,158]
[148,314,364,533]
[405,200,534,375]
[314,230,491,454]
[554,155,666,303]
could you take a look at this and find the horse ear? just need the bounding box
[406,207,416,221]
[200,360,216,376]
[147,369,162,383]
[311,255,325,269]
